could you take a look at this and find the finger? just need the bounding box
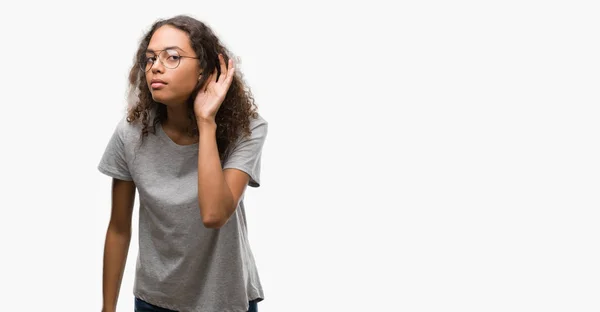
[225,59,235,85]
[202,69,218,92]
[213,67,219,84]
[218,54,227,82]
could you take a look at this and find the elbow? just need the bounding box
[202,218,225,229]
[201,212,227,229]
[200,197,235,229]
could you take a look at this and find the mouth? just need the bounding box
[151,82,166,90]
[150,79,167,90]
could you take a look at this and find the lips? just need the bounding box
[150,79,167,90]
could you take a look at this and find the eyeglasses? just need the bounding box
[140,48,200,72]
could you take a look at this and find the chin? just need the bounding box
[151,92,169,104]
[151,93,182,107]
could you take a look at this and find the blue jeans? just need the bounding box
[134,297,258,312]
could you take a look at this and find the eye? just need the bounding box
[164,49,180,61]
[144,56,156,63]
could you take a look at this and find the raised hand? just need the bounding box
[193,53,235,122]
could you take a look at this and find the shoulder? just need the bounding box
[226,113,268,155]
[233,113,267,147]
[115,114,145,143]
[248,112,268,137]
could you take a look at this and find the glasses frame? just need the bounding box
[140,48,200,72]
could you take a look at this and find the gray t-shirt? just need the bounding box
[97,112,267,312]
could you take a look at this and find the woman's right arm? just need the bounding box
[102,178,136,312]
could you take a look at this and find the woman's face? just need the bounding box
[144,25,201,106]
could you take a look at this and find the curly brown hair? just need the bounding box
[126,15,258,159]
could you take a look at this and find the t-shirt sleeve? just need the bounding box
[97,117,133,181]
[222,116,268,188]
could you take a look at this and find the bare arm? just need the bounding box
[197,120,250,229]
[102,178,136,312]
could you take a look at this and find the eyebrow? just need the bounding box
[145,46,185,53]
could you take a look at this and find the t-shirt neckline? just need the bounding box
[156,122,199,152]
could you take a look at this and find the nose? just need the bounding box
[150,59,164,74]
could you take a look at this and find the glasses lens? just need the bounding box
[141,55,154,72]
[140,49,181,72]
[161,49,181,69]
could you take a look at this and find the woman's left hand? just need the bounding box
[194,53,235,123]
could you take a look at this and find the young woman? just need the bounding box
[98,15,267,312]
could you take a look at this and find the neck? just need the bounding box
[163,103,193,135]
